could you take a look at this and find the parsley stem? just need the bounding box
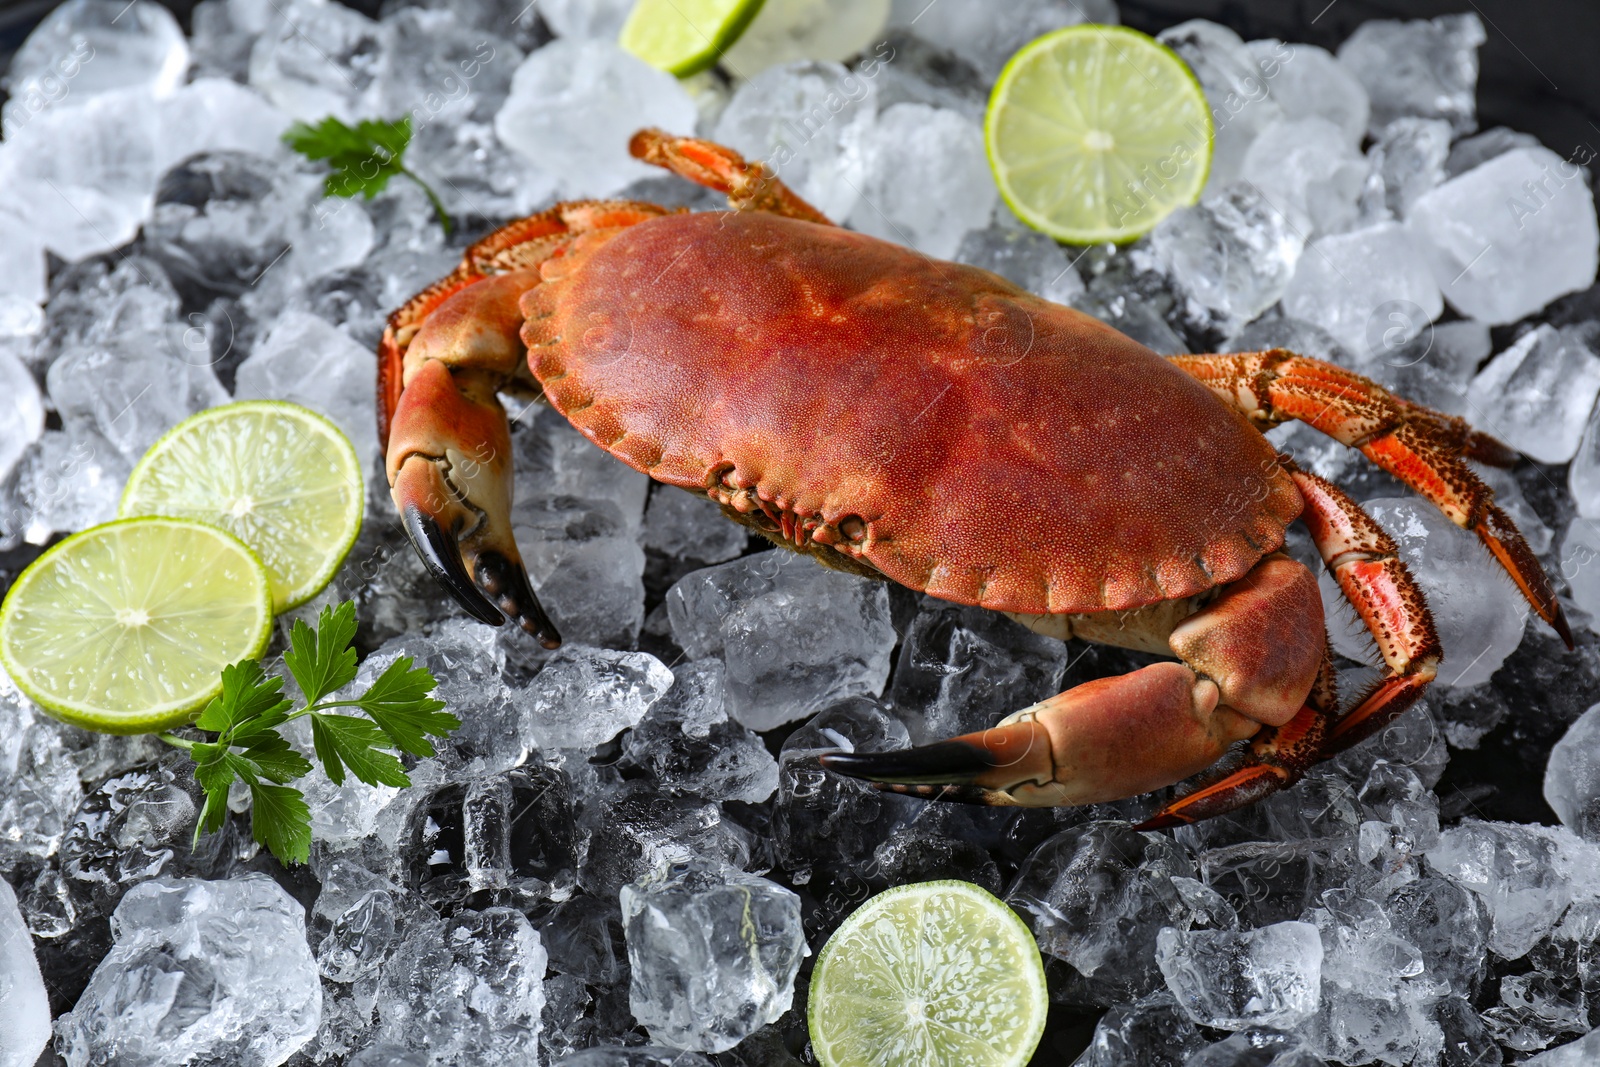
[157,732,196,750]
[399,165,453,238]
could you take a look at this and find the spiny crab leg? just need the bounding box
[384,270,561,647]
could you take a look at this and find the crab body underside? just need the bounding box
[379,130,1569,829]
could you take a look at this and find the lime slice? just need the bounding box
[0,518,274,734]
[985,25,1213,244]
[620,0,767,77]
[809,880,1048,1067]
[120,401,363,612]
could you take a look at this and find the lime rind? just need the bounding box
[620,0,768,77]
[0,517,274,734]
[985,24,1214,245]
[119,400,364,613]
[808,879,1048,1067]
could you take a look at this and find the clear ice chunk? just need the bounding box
[1562,519,1600,635]
[1465,325,1600,464]
[1281,222,1441,363]
[55,875,322,1067]
[1424,819,1600,959]
[6,429,129,544]
[666,551,895,730]
[510,493,647,650]
[1445,126,1541,179]
[1544,702,1600,842]
[375,906,547,1065]
[713,60,878,223]
[495,39,699,197]
[1336,14,1485,136]
[0,205,47,305]
[0,347,44,484]
[2,0,188,137]
[1184,1030,1327,1067]
[1150,181,1306,330]
[1368,318,1490,419]
[0,671,83,875]
[520,645,673,751]
[641,487,747,564]
[1156,921,1324,1030]
[1359,117,1453,221]
[1408,147,1600,325]
[888,0,1119,82]
[1321,497,1525,688]
[1158,20,1284,190]
[579,783,753,898]
[621,660,780,804]
[1569,401,1600,518]
[1238,116,1366,237]
[1071,990,1203,1067]
[247,0,385,123]
[848,102,995,258]
[954,221,1086,306]
[1246,39,1368,146]
[0,876,50,1067]
[621,859,806,1054]
[156,78,291,173]
[1525,1028,1600,1066]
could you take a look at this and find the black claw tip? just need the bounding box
[475,551,562,649]
[403,505,505,626]
[1552,604,1576,651]
[819,740,999,786]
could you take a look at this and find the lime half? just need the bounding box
[985,24,1213,244]
[0,518,274,734]
[620,0,767,77]
[120,401,363,612]
[809,880,1048,1067]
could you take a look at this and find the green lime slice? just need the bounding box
[985,24,1213,244]
[809,880,1048,1067]
[120,401,363,613]
[620,0,767,77]
[0,518,274,734]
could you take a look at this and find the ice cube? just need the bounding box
[1425,819,1600,959]
[1281,222,1442,362]
[1368,318,1490,418]
[666,551,895,730]
[862,29,986,122]
[622,661,780,804]
[954,222,1086,306]
[713,60,878,223]
[1545,703,1600,842]
[848,102,994,258]
[890,600,1068,744]
[46,336,228,462]
[376,907,547,1065]
[1386,876,1489,999]
[144,150,295,301]
[1150,181,1306,329]
[552,1050,715,1067]
[156,78,292,173]
[1008,822,1219,1006]
[888,0,1119,82]
[621,859,806,1054]
[0,876,50,1067]
[1321,498,1525,689]
[496,39,698,197]
[520,645,673,750]
[1570,402,1600,518]
[1073,990,1203,1067]
[55,875,321,1067]
[1359,117,1453,221]
[6,430,129,543]
[2,0,188,137]
[871,821,1002,893]
[1465,325,1600,464]
[0,210,47,305]
[721,0,890,75]
[1336,14,1485,136]
[579,782,753,898]
[1157,921,1323,1030]
[0,347,43,484]
[233,308,381,473]
[311,861,419,983]
[58,762,213,911]
[1224,315,1355,365]
[1185,1030,1326,1067]
[1563,519,1600,634]
[0,675,82,876]
[1445,126,1542,179]
[1525,1028,1600,1066]
[510,493,647,649]
[247,0,385,122]
[1239,117,1366,237]
[1158,21,1284,190]
[538,0,633,39]
[1245,40,1369,147]
[641,486,748,564]
[1408,147,1600,325]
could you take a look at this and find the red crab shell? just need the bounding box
[520,210,1303,614]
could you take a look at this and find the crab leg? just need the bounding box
[1172,350,1572,647]
[823,554,1331,810]
[629,128,834,224]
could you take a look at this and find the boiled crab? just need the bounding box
[378,129,1569,828]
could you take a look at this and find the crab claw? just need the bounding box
[387,359,561,647]
[822,663,1259,807]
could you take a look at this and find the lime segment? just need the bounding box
[0,518,274,734]
[985,24,1213,244]
[119,401,363,612]
[620,0,767,77]
[809,880,1048,1067]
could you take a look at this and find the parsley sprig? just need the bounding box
[283,115,454,236]
[159,602,459,865]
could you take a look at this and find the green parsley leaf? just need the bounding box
[310,713,411,788]
[282,115,453,235]
[192,754,237,843]
[194,659,291,735]
[236,732,315,785]
[284,601,360,705]
[247,782,313,866]
[356,655,458,758]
